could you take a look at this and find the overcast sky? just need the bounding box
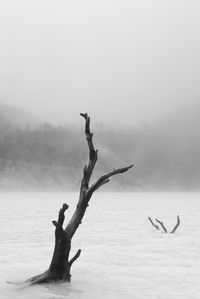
[0,0,199,126]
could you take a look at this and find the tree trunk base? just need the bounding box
[26,203,82,285]
[27,269,71,285]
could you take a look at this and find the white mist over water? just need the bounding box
[1,192,200,299]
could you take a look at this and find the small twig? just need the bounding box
[69,249,81,269]
[155,218,168,233]
[170,215,180,233]
[148,216,160,230]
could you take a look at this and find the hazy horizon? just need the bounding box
[0,0,200,125]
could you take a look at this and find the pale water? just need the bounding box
[1,192,200,299]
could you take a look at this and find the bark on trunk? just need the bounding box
[27,113,133,284]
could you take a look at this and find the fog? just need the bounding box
[0,0,200,125]
[0,1,199,190]
[0,100,198,191]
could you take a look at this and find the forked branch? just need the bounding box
[65,113,133,240]
[89,165,134,193]
[52,203,69,229]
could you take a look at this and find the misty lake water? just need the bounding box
[1,192,200,299]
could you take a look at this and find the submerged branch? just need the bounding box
[155,218,168,233]
[148,216,160,230]
[149,215,180,234]
[170,215,180,233]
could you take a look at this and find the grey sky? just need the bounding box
[0,0,199,125]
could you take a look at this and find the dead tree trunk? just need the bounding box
[27,113,133,284]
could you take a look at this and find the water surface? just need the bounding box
[1,192,200,298]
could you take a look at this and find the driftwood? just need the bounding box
[148,215,180,233]
[27,113,133,284]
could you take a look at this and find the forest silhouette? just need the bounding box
[0,102,199,191]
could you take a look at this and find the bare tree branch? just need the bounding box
[65,113,133,240]
[69,249,81,270]
[79,113,98,189]
[155,218,168,233]
[89,165,134,193]
[148,216,160,230]
[170,215,180,233]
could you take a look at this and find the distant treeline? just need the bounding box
[0,124,85,190]
[0,102,199,191]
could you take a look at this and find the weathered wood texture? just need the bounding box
[27,113,133,284]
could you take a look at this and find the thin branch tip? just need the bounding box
[171,215,180,233]
[129,164,134,169]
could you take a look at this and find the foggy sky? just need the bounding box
[0,0,199,125]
